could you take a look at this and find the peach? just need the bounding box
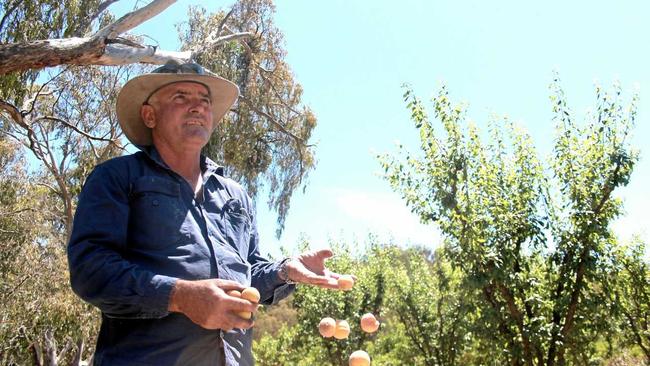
[241,287,260,303]
[230,287,259,319]
[360,313,380,333]
[334,319,350,339]
[349,350,370,366]
[337,275,355,290]
[318,317,336,338]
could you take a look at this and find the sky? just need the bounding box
[113,0,649,258]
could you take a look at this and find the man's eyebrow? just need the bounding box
[172,89,211,98]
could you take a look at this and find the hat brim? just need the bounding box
[116,73,239,146]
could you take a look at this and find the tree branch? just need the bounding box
[0,0,21,33]
[34,116,122,145]
[238,95,311,147]
[93,0,176,40]
[0,0,183,74]
[75,0,122,37]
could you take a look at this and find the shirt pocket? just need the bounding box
[222,198,251,260]
[128,176,187,250]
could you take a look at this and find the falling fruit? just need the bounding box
[334,319,350,339]
[337,275,355,290]
[318,317,336,338]
[349,350,370,366]
[360,313,380,333]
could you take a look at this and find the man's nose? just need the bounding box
[188,98,210,113]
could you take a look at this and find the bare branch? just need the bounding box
[75,0,122,37]
[216,7,235,39]
[0,0,183,74]
[238,95,311,147]
[34,116,122,145]
[93,0,176,40]
[96,43,191,65]
[0,99,23,124]
[35,182,60,195]
[0,0,21,33]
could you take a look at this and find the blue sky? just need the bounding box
[114,0,649,258]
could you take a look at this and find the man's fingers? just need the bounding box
[314,248,334,260]
[303,273,338,287]
[227,313,255,330]
[228,297,260,313]
[214,279,247,291]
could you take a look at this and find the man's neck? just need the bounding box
[154,142,203,187]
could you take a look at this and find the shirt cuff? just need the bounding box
[143,275,177,318]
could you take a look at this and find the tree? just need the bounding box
[378,78,639,365]
[0,0,316,236]
[613,239,650,363]
[178,0,316,236]
[0,0,316,362]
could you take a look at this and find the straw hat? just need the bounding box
[116,60,239,146]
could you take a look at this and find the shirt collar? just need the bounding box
[140,145,225,178]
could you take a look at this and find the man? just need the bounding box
[67,61,344,365]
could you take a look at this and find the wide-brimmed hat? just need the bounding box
[116,60,239,146]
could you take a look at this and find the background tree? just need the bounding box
[0,0,316,362]
[613,238,650,363]
[378,78,640,366]
[178,0,316,236]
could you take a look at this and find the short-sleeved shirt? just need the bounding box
[67,147,294,366]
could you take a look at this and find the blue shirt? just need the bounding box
[67,147,294,366]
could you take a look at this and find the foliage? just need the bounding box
[0,138,99,365]
[0,0,109,103]
[612,238,650,362]
[0,0,317,362]
[377,78,642,365]
[178,0,317,237]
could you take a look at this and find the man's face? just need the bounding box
[141,81,215,151]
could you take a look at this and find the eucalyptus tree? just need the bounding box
[179,0,316,236]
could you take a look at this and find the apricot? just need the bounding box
[349,350,370,366]
[337,275,355,291]
[333,319,350,339]
[241,287,260,303]
[360,313,380,333]
[229,287,260,319]
[318,317,336,338]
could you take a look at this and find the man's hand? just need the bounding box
[168,279,259,331]
[284,248,351,289]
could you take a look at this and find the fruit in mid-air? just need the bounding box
[360,313,380,333]
[337,275,355,290]
[318,317,336,337]
[334,319,351,339]
[349,350,370,366]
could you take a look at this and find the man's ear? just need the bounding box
[141,104,156,128]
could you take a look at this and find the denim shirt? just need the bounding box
[67,147,294,366]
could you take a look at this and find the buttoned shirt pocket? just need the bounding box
[128,176,187,250]
[222,198,251,260]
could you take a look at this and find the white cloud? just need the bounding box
[331,188,441,248]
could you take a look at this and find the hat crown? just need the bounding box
[152,60,207,76]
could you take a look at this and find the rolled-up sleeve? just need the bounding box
[67,163,176,319]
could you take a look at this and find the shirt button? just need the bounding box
[152,199,159,206]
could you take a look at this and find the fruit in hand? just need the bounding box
[360,313,380,333]
[334,319,350,339]
[229,287,260,320]
[337,275,355,290]
[349,350,370,366]
[241,287,260,303]
[318,317,336,337]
